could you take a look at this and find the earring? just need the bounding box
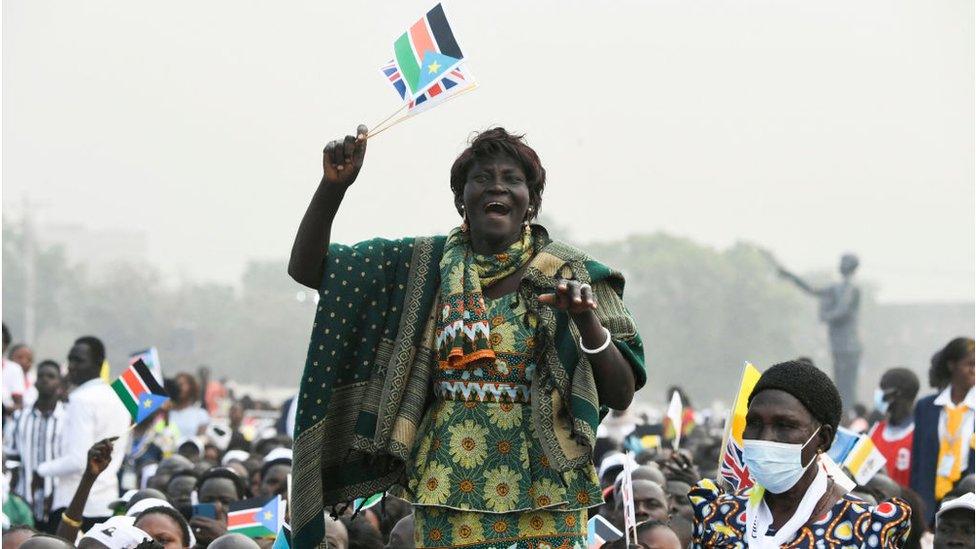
[461,214,469,233]
[524,207,533,227]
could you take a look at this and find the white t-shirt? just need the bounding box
[2,359,27,409]
[168,406,211,438]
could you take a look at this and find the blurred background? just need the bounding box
[3,0,973,406]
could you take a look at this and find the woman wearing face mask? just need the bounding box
[689,360,912,548]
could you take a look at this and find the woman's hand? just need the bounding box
[189,516,227,546]
[85,437,117,478]
[537,279,598,318]
[323,124,368,188]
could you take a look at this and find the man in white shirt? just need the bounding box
[35,336,130,531]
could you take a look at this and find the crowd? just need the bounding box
[1,317,972,548]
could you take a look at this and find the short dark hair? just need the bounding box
[198,466,249,499]
[74,336,106,366]
[36,360,62,376]
[135,506,192,547]
[881,367,920,400]
[449,128,546,219]
[929,337,974,389]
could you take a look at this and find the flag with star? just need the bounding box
[380,60,475,114]
[228,495,285,539]
[110,359,170,424]
[392,3,464,98]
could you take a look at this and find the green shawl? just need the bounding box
[291,227,645,548]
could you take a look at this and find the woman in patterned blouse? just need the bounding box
[690,360,912,548]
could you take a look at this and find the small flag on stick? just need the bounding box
[111,359,169,424]
[392,3,464,98]
[718,362,762,492]
[129,347,162,384]
[587,515,623,548]
[272,523,292,549]
[228,496,285,539]
[666,390,683,450]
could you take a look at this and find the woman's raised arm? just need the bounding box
[288,124,368,289]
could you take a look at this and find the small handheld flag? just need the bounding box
[718,362,762,492]
[666,390,683,450]
[129,347,162,384]
[272,523,292,549]
[392,3,464,98]
[228,495,285,539]
[111,359,170,424]
[829,427,887,485]
[621,451,638,545]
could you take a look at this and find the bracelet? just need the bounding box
[61,512,83,528]
[579,326,612,354]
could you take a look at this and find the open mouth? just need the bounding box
[484,201,511,218]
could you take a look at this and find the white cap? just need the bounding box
[598,452,637,479]
[937,492,976,522]
[264,447,293,464]
[81,516,151,548]
[222,449,251,466]
[125,497,174,517]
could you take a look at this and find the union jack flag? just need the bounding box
[380,60,408,100]
[380,59,474,114]
[720,437,754,492]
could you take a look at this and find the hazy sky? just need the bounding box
[4,0,973,302]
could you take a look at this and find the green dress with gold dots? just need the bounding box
[407,294,601,549]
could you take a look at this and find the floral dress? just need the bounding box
[689,479,912,548]
[407,294,602,549]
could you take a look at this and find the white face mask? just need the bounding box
[742,426,821,494]
[874,388,890,414]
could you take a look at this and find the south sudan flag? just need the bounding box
[110,359,169,424]
[393,3,464,97]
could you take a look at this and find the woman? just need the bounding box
[289,126,646,548]
[135,506,192,549]
[690,360,911,548]
[167,373,210,438]
[909,337,975,525]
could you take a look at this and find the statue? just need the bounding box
[777,254,862,409]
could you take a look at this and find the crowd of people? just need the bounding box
[1,317,972,548]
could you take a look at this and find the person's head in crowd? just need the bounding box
[839,253,859,278]
[68,335,106,386]
[241,458,264,499]
[134,506,191,549]
[2,323,10,354]
[385,513,413,549]
[228,403,245,430]
[865,474,901,501]
[34,360,63,403]
[613,479,669,526]
[875,367,920,425]
[173,373,199,407]
[952,473,974,496]
[664,479,693,521]
[175,439,202,463]
[639,463,666,486]
[743,360,840,495]
[197,467,248,518]
[203,443,221,464]
[668,513,694,549]
[2,525,37,549]
[165,470,199,509]
[259,449,292,500]
[220,451,250,480]
[148,456,195,492]
[635,519,682,549]
[929,337,976,394]
[127,489,169,512]
[253,435,291,458]
[325,514,349,549]
[341,515,384,549]
[17,536,75,549]
[207,534,260,549]
[367,495,412,543]
[898,486,928,549]
[933,492,975,549]
[7,343,34,375]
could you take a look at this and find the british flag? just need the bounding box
[720,436,754,492]
[380,60,408,100]
[380,59,474,114]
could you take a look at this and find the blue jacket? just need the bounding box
[908,393,975,525]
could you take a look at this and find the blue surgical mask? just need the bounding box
[742,426,820,494]
[874,388,890,414]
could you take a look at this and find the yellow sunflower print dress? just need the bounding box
[407,294,601,549]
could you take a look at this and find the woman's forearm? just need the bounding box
[288,178,348,289]
[55,471,97,540]
[573,310,635,409]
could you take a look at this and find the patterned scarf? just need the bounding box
[436,226,534,369]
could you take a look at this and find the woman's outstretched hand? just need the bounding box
[537,279,598,318]
[323,124,368,188]
[85,437,116,477]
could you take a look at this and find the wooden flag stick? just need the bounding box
[367,84,480,140]
[366,102,410,140]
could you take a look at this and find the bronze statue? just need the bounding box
[777,254,862,409]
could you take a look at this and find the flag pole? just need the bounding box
[366,102,410,140]
[368,84,479,140]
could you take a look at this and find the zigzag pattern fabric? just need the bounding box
[435,226,534,369]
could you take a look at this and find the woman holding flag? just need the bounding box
[689,360,912,548]
[288,126,646,548]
